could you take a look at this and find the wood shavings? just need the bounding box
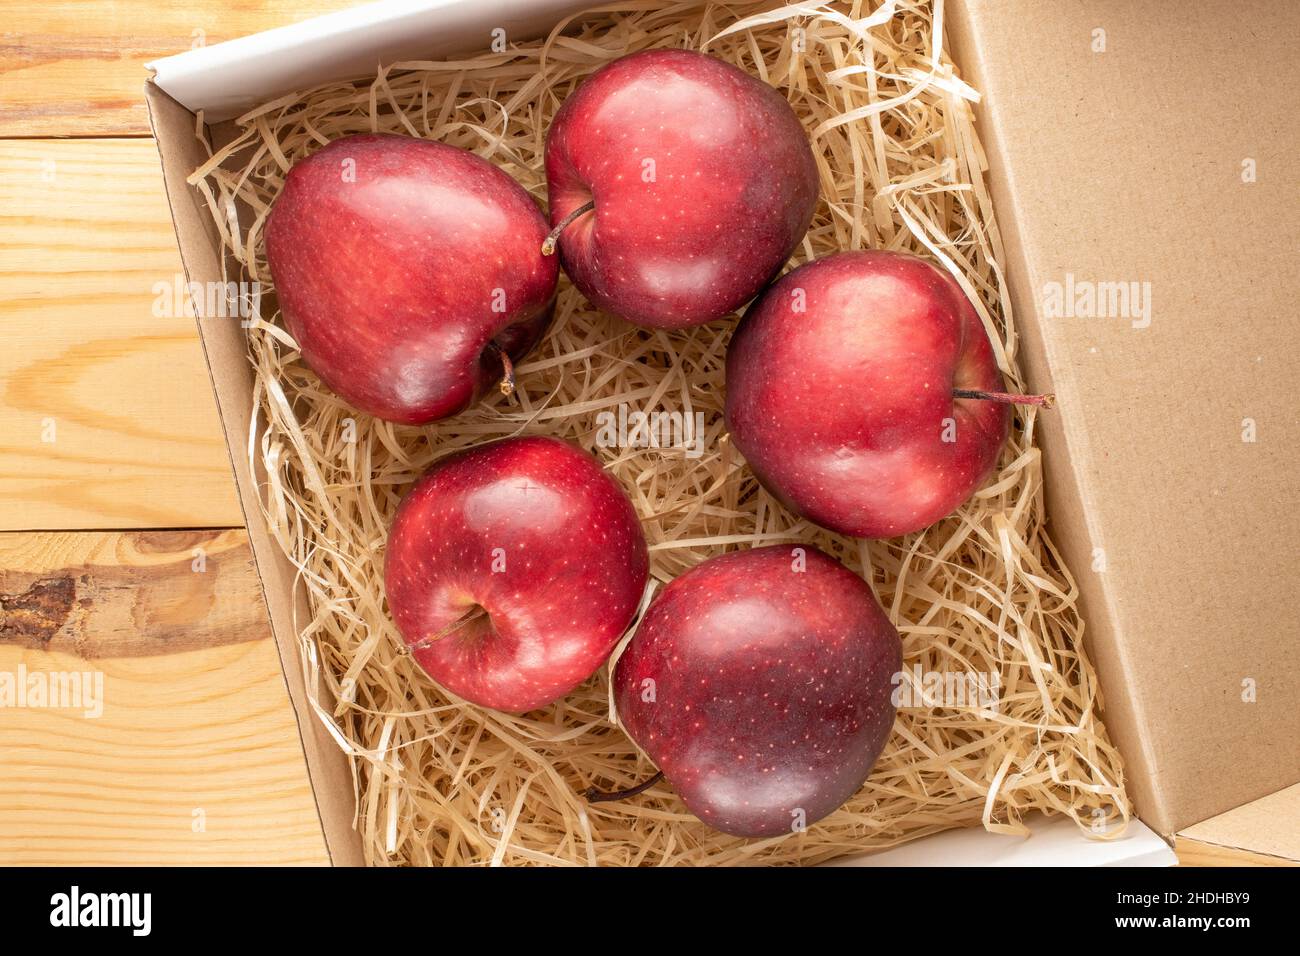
[191,0,1129,866]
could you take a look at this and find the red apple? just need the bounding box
[266,133,557,424]
[384,435,648,713]
[610,545,900,837]
[725,250,1051,539]
[543,49,818,329]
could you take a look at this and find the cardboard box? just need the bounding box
[144,0,1300,865]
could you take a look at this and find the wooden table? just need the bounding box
[0,0,1283,867]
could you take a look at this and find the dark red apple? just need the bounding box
[266,133,557,424]
[610,545,900,837]
[542,49,819,329]
[725,250,1052,539]
[384,435,648,713]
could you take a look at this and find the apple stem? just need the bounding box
[408,605,488,652]
[496,347,515,397]
[953,387,1056,408]
[541,199,595,256]
[584,770,665,804]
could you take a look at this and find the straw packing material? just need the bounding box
[190,0,1130,866]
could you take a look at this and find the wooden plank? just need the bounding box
[2,528,267,656]
[0,137,243,530]
[0,0,361,136]
[0,528,329,865]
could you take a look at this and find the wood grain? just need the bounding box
[0,0,361,136]
[0,529,329,865]
[0,137,242,530]
[2,528,266,656]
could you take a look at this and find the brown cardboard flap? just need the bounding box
[947,0,1300,833]
[145,80,363,866]
[1179,783,1300,863]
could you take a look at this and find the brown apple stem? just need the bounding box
[496,347,515,397]
[953,388,1056,409]
[408,604,488,652]
[584,770,665,804]
[541,199,595,256]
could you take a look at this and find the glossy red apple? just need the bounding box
[385,435,648,713]
[725,250,1052,539]
[543,49,818,329]
[610,545,900,837]
[266,133,557,424]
